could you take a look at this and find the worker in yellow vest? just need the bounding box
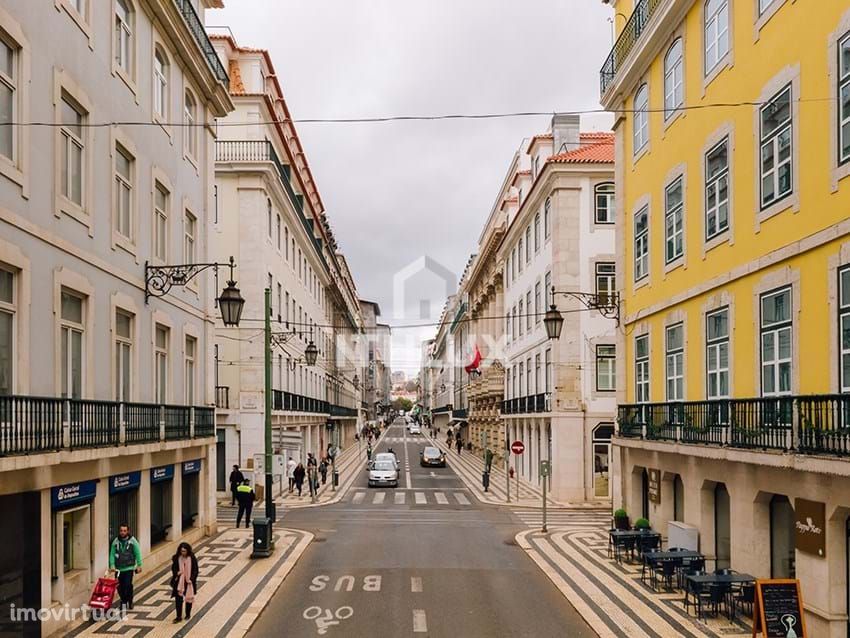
[235,480,255,529]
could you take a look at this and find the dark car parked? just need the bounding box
[420,446,446,468]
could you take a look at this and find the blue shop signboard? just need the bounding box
[151,465,174,484]
[182,460,201,475]
[109,471,141,495]
[51,480,97,510]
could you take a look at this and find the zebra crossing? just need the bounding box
[511,508,610,530]
[347,489,472,507]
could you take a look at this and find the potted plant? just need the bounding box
[613,508,629,530]
[633,517,651,530]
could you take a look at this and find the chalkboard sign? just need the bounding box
[752,579,806,638]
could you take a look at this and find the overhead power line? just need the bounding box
[0,97,834,129]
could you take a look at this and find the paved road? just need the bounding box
[249,419,596,638]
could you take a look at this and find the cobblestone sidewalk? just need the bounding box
[65,527,312,638]
[516,515,751,638]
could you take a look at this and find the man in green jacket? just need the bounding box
[109,523,142,610]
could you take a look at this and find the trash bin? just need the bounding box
[482,471,490,491]
[251,517,273,558]
[333,470,339,487]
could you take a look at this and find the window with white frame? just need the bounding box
[277,283,282,320]
[706,308,729,399]
[60,291,85,399]
[183,90,198,159]
[526,357,532,394]
[595,183,615,224]
[596,344,616,391]
[153,48,168,120]
[760,287,792,396]
[665,323,684,400]
[115,0,133,75]
[665,177,684,263]
[69,0,87,18]
[154,324,168,403]
[512,364,517,397]
[840,267,850,392]
[114,144,133,241]
[838,33,850,165]
[664,39,684,118]
[704,0,729,74]
[505,369,511,398]
[634,206,649,281]
[518,237,524,272]
[525,226,531,262]
[519,361,525,396]
[534,281,541,324]
[526,291,532,330]
[114,310,132,402]
[635,334,650,403]
[60,95,84,207]
[595,262,615,305]
[183,210,196,263]
[267,199,272,238]
[759,0,776,14]
[544,271,551,307]
[633,84,649,153]
[184,336,196,405]
[511,247,517,279]
[154,182,168,262]
[534,213,540,250]
[285,227,290,261]
[0,34,17,162]
[760,85,792,209]
[0,267,15,395]
[276,214,281,249]
[518,299,524,335]
[705,138,729,239]
[535,354,541,394]
[505,311,511,343]
[544,197,551,238]
[545,348,552,392]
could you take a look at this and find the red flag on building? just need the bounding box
[464,345,482,375]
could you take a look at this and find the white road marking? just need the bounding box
[352,492,365,504]
[411,576,423,593]
[394,492,406,504]
[455,493,470,505]
[414,492,426,504]
[372,492,385,504]
[435,492,448,505]
[413,609,428,633]
[403,428,412,488]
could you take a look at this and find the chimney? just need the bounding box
[552,113,581,155]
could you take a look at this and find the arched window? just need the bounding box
[633,84,649,153]
[153,48,168,119]
[704,0,729,74]
[664,39,684,117]
[183,89,197,158]
[594,182,615,224]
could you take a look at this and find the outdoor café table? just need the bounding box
[641,550,703,584]
[609,529,661,562]
[684,572,756,620]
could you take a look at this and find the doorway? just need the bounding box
[216,428,226,491]
[714,483,731,570]
[592,423,613,498]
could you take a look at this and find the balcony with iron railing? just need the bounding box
[0,395,215,458]
[501,393,551,416]
[617,394,850,457]
[172,0,229,88]
[272,390,330,415]
[215,385,230,409]
[600,0,664,96]
[216,140,327,270]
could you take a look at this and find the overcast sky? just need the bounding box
[210,0,614,375]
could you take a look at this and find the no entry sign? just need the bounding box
[511,440,525,455]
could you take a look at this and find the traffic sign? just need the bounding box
[511,440,525,455]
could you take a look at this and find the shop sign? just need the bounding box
[151,465,174,484]
[182,460,202,475]
[109,471,141,495]
[752,579,807,637]
[794,498,825,557]
[647,468,661,504]
[51,480,97,510]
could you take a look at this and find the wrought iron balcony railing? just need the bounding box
[600,0,664,96]
[173,0,229,88]
[617,394,850,456]
[0,395,215,457]
[500,393,551,415]
[272,390,330,414]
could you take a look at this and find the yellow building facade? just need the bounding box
[602,1,850,634]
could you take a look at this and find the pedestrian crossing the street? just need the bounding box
[345,489,473,507]
[511,509,610,530]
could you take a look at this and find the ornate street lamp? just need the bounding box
[304,340,319,366]
[146,256,245,327]
[352,374,360,389]
[544,304,565,340]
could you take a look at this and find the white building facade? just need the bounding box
[211,35,362,495]
[499,115,617,503]
[0,1,232,635]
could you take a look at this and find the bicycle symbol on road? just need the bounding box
[302,606,354,634]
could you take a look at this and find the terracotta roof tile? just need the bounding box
[547,134,614,164]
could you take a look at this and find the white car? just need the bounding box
[373,452,399,471]
[408,423,421,435]
[368,459,399,487]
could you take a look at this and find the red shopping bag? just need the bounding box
[88,576,119,611]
